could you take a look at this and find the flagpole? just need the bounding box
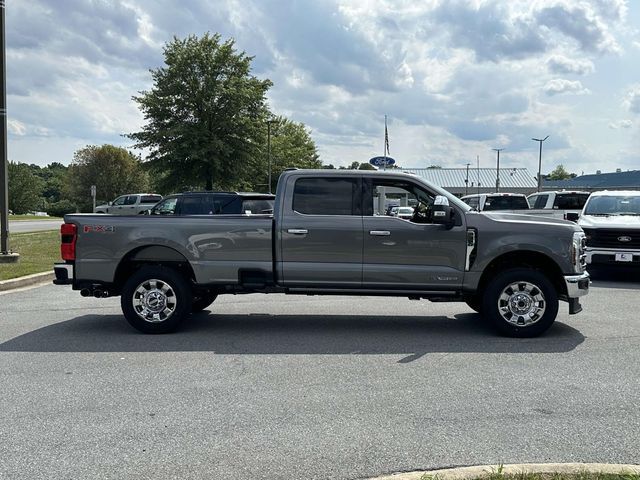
[383,115,387,171]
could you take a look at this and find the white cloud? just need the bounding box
[546,55,595,75]
[609,120,633,129]
[7,120,27,136]
[544,79,591,96]
[624,84,640,113]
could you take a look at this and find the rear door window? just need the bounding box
[553,193,590,209]
[484,196,529,211]
[179,196,214,215]
[141,195,162,204]
[293,178,359,215]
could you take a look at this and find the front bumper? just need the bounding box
[564,271,590,298]
[53,263,74,285]
[563,271,590,315]
[585,247,640,266]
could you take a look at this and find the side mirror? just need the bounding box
[432,195,454,227]
[108,201,113,206]
[565,212,579,222]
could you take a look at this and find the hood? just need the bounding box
[464,211,581,236]
[477,211,578,227]
[579,214,640,230]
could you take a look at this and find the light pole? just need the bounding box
[0,0,16,261]
[492,148,503,192]
[267,119,274,194]
[532,135,549,192]
[465,162,471,196]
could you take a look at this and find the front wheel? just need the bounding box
[482,268,559,338]
[121,266,192,334]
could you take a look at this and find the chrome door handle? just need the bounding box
[287,229,308,235]
[369,230,391,236]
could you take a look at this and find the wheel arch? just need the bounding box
[477,250,567,298]
[113,245,196,293]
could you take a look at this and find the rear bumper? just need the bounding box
[53,263,73,285]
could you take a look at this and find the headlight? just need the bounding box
[571,231,587,272]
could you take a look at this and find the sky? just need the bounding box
[5,0,640,177]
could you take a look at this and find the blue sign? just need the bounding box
[369,156,396,167]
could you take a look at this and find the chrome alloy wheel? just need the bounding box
[132,279,178,323]
[497,281,546,327]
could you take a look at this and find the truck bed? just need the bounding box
[65,214,274,285]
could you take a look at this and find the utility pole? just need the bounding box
[492,148,503,192]
[476,155,480,196]
[532,135,549,192]
[0,0,17,262]
[465,162,471,196]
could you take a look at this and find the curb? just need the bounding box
[369,463,640,480]
[0,271,54,292]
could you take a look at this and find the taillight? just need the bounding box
[60,223,77,261]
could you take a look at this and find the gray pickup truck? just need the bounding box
[54,170,589,337]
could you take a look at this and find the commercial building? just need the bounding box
[543,169,640,192]
[402,167,537,196]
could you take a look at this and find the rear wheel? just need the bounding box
[482,268,558,337]
[121,265,192,334]
[192,293,218,312]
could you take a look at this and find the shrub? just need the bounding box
[47,200,77,217]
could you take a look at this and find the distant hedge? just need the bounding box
[47,200,77,217]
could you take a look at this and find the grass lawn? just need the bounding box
[8,215,62,221]
[0,230,60,281]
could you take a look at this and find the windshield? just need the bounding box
[483,196,529,211]
[584,195,640,215]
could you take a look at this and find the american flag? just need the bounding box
[384,116,390,155]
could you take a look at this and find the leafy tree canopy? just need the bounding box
[547,164,574,180]
[8,162,44,214]
[64,145,149,212]
[129,33,273,192]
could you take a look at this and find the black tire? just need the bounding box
[482,268,559,338]
[191,293,218,312]
[121,265,192,334]
[464,295,483,313]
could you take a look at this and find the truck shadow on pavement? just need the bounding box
[0,312,585,362]
[588,266,640,290]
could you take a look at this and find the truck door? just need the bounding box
[362,177,466,290]
[279,176,363,287]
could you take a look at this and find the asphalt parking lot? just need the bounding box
[1,268,639,480]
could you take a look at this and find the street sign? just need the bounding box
[369,156,396,167]
[90,185,96,197]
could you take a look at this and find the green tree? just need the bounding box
[547,164,573,180]
[244,116,321,191]
[358,163,376,170]
[64,145,150,212]
[8,162,44,214]
[129,33,273,191]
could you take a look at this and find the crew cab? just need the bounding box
[54,170,589,337]
[526,191,590,221]
[95,194,162,215]
[578,190,640,266]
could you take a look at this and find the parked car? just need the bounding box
[526,191,590,221]
[392,206,415,219]
[460,193,530,212]
[55,170,589,338]
[148,192,275,216]
[95,194,162,215]
[578,190,640,266]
